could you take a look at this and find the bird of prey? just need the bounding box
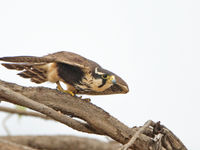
[0,51,129,97]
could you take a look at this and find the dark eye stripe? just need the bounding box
[98,79,107,88]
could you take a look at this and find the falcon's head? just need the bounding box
[75,66,129,95]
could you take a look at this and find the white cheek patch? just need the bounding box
[95,67,104,75]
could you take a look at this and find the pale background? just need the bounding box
[0,0,199,149]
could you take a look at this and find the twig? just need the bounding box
[153,134,163,150]
[0,106,50,120]
[119,120,153,150]
[2,113,12,135]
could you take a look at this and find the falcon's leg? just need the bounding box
[56,81,90,102]
[56,81,75,96]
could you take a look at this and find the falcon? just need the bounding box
[0,51,129,96]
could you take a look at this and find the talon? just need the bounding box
[65,90,75,96]
[56,81,89,100]
[56,81,75,96]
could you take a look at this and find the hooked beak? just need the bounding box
[112,74,129,94]
[108,75,129,94]
[115,82,129,93]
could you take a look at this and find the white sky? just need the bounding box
[0,0,199,149]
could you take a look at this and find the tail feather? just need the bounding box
[22,67,47,80]
[1,63,48,84]
[17,71,32,78]
[31,77,46,84]
[1,63,32,70]
[18,71,47,83]
[0,56,54,63]
[17,67,47,83]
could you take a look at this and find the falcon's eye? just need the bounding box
[101,74,109,79]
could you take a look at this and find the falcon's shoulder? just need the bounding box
[44,51,100,71]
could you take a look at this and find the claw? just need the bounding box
[56,81,90,101]
[62,89,75,96]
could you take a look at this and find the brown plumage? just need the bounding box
[1,63,47,84]
[0,51,129,95]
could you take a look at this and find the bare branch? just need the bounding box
[119,120,153,150]
[0,79,188,150]
[0,83,102,135]
[0,138,38,150]
[0,135,120,150]
[2,114,12,135]
[0,106,50,120]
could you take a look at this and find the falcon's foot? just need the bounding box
[56,82,75,96]
[56,82,90,102]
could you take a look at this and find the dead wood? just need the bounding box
[0,138,38,150]
[0,135,120,150]
[0,106,50,120]
[0,79,188,150]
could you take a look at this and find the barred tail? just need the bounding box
[0,56,54,63]
[1,63,47,84]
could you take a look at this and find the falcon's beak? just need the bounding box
[116,82,129,93]
[108,75,116,84]
[114,75,129,94]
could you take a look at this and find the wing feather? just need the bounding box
[0,51,100,83]
[0,56,54,63]
[2,63,47,84]
[0,51,100,71]
[44,51,100,70]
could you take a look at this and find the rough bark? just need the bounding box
[0,136,120,150]
[0,138,37,150]
[0,79,187,150]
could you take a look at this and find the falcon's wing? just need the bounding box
[44,51,96,70]
[0,51,99,84]
[0,56,54,63]
[0,51,98,71]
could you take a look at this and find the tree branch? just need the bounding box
[0,106,50,120]
[119,120,153,150]
[0,135,119,150]
[0,79,188,150]
[0,83,102,135]
[0,138,37,150]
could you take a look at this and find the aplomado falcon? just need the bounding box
[0,51,129,96]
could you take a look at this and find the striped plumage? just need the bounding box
[0,51,129,95]
[2,63,47,83]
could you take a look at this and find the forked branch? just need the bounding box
[0,79,187,150]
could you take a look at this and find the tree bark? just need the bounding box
[0,136,119,150]
[0,138,37,150]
